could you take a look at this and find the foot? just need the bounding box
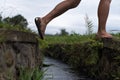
[96,32,113,39]
[35,17,46,39]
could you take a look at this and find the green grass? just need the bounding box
[44,34,96,44]
[39,32,120,45]
[18,67,45,80]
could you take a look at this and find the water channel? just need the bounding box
[42,57,93,80]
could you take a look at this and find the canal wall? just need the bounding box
[43,38,120,80]
[0,29,42,80]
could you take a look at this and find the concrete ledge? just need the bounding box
[0,29,42,80]
[0,29,38,43]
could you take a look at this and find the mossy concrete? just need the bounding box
[0,29,37,43]
[0,29,42,80]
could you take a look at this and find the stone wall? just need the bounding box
[0,29,42,80]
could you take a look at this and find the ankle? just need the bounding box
[97,30,106,35]
[41,17,48,25]
[97,31,112,37]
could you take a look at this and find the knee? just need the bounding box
[67,0,81,8]
[107,0,112,4]
[100,0,112,6]
[104,0,112,4]
[106,0,112,6]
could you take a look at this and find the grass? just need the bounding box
[38,33,120,50]
[44,34,96,44]
[18,67,45,80]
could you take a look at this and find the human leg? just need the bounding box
[35,0,81,39]
[97,0,112,38]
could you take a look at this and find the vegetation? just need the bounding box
[0,14,33,32]
[45,34,95,44]
[84,14,93,35]
[18,67,44,80]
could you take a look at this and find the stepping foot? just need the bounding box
[35,17,44,39]
[95,33,113,40]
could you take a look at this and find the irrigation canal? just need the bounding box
[42,57,93,80]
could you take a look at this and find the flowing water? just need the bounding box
[42,57,93,80]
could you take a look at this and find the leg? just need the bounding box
[97,0,112,38]
[35,0,81,38]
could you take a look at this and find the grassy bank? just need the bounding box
[40,34,120,80]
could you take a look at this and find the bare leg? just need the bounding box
[97,0,112,38]
[37,0,80,33]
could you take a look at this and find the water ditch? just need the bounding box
[42,57,93,80]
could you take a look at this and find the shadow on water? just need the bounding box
[42,57,93,80]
